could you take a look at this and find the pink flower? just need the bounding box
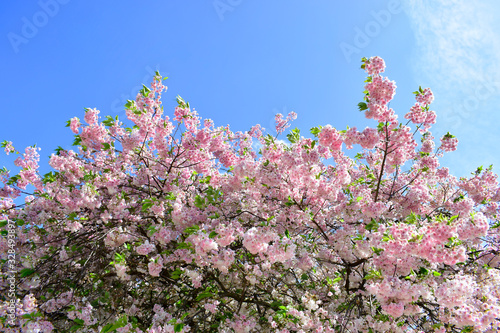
[365,75,396,106]
[243,228,274,255]
[84,108,99,125]
[318,125,343,151]
[69,117,81,134]
[359,127,380,149]
[3,141,15,155]
[204,300,220,314]
[136,240,156,255]
[115,264,131,281]
[364,56,386,75]
[148,256,164,277]
[440,132,458,152]
[274,112,297,134]
[415,87,434,106]
[189,234,219,254]
[382,302,405,318]
[59,248,69,261]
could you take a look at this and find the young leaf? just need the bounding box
[357,102,368,111]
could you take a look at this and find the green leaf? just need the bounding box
[72,135,82,146]
[199,175,212,184]
[147,225,158,236]
[141,199,154,212]
[0,220,8,228]
[209,231,218,239]
[171,268,183,279]
[100,315,128,333]
[7,174,21,185]
[408,234,423,243]
[114,252,125,264]
[445,236,462,248]
[176,95,189,108]
[53,146,64,156]
[102,115,116,127]
[176,242,192,250]
[443,131,455,139]
[405,212,418,224]
[448,215,459,225]
[453,194,464,203]
[100,324,114,333]
[310,126,322,136]
[184,225,200,235]
[194,195,205,209]
[164,192,176,201]
[286,128,300,144]
[74,318,84,325]
[21,312,44,320]
[332,277,342,284]
[364,269,383,280]
[417,267,429,276]
[357,102,368,111]
[432,271,441,276]
[365,219,379,232]
[268,301,283,310]
[284,229,290,239]
[70,324,83,331]
[196,291,213,301]
[174,323,185,332]
[42,171,58,184]
[140,84,151,97]
[20,268,35,278]
[124,100,135,109]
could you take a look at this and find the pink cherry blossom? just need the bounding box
[364,56,386,75]
[1,59,498,332]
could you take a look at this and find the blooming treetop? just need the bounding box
[0,57,499,332]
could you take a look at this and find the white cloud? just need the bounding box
[404,0,500,176]
[405,0,498,89]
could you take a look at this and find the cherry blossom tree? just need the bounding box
[1,57,499,332]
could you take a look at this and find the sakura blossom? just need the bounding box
[0,58,499,332]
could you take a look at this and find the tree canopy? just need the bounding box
[1,57,499,332]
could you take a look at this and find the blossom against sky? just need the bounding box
[1,0,499,177]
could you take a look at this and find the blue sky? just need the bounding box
[1,0,499,179]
